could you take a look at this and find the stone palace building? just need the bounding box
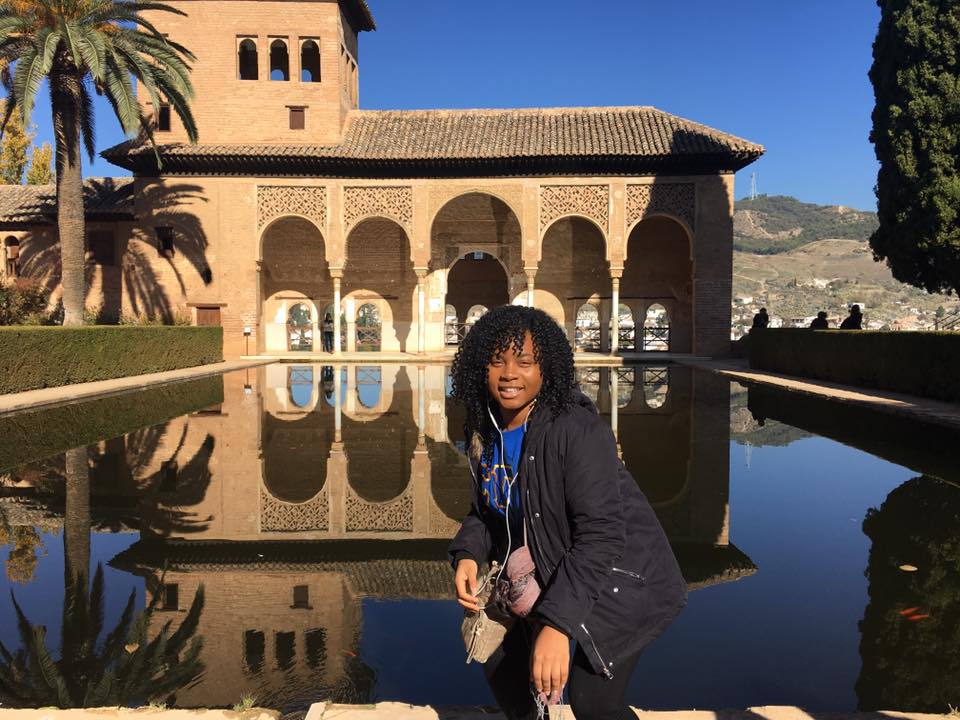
[0,0,762,358]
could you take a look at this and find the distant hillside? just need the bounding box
[734,195,879,254]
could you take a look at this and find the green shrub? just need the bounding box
[0,375,223,474]
[0,280,51,325]
[0,326,223,394]
[748,329,960,403]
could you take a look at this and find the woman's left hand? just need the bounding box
[531,624,569,698]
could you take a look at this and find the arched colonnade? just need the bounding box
[257,181,703,355]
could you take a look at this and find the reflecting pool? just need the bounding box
[1,363,958,712]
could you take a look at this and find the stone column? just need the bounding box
[610,368,619,441]
[416,268,427,354]
[334,364,343,443]
[525,267,537,308]
[345,297,357,353]
[417,365,426,442]
[332,272,342,355]
[610,269,622,354]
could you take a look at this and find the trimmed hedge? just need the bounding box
[748,329,960,403]
[0,375,224,472]
[0,326,223,394]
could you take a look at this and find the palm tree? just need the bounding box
[0,0,198,325]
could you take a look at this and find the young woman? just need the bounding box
[449,305,687,720]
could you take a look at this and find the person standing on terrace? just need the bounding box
[448,305,686,720]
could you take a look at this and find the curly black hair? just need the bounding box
[450,305,575,459]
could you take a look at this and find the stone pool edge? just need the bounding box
[0,358,273,418]
[680,357,960,431]
[2,705,954,720]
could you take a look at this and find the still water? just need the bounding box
[1,363,958,712]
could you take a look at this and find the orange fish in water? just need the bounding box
[907,614,930,621]
[899,607,921,616]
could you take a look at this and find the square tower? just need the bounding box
[138,0,375,145]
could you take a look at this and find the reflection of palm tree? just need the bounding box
[64,447,90,591]
[0,565,205,708]
[143,434,216,537]
[857,476,960,712]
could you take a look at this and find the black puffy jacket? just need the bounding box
[448,391,687,679]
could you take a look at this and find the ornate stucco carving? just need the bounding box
[345,488,414,532]
[429,502,463,536]
[257,185,327,231]
[625,183,695,232]
[343,186,414,233]
[260,487,329,532]
[539,184,610,234]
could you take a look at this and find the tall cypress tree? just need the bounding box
[869,0,960,295]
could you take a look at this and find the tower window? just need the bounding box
[270,39,290,81]
[238,38,258,80]
[87,230,115,266]
[156,226,175,258]
[292,585,310,608]
[300,39,321,82]
[161,583,179,611]
[289,106,305,130]
[157,104,171,132]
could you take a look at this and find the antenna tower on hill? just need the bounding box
[750,172,757,200]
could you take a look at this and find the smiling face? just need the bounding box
[486,332,543,428]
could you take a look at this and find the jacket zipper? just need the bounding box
[580,623,614,679]
[612,567,645,584]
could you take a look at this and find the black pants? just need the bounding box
[483,622,641,720]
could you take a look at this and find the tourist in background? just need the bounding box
[752,307,769,329]
[840,305,864,330]
[810,311,829,329]
[449,305,686,720]
[322,312,334,352]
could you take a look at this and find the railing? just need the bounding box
[937,310,960,331]
[356,324,381,351]
[445,320,466,346]
[287,324,313,352]
[617,325,636,351]
[575,324,602,351]
[642,326,670,351]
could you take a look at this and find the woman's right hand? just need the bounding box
[455,558,480,612]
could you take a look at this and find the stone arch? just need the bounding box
[430,192,523,346]
[539,216,609,339]
[643,302,671,352]
[445,253,509,338]
[238,38,258,80]
[300,39,321,82]
[344,217,416,352]
[260,216,330,354]
[625,211,694,260]
[261,410,332,503]
[343,366,417,503]
[575,302,602,352]
[430,188,523,235]
[623,216,693,354]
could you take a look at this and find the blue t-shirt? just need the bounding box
[479,425,525,541]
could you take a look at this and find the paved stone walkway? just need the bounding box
[0,358,272,417]
[680,358,960,431]
[4,705,950,720]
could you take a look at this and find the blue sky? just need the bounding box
[43,0,881,210]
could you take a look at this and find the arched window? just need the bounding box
[287,365,314,408]
[356,303,381,351]
[643,304,670,351]
[300,40,321,82]
[612,367,635,408]
[611,303,635,351]
[575,367,600,406]
[287,303,313,351]
[575,303,601,351]
[356,366,382,408]
[643,366,669,409]
[465,305,488,331]
[4,236,20,278]
[270,39,290,81]
[444,304,459,346]
[238,39,258,80]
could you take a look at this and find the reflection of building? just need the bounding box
[4,362,755,708]
[0,1,761,357]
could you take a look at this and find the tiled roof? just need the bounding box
[0,177,134,224]
[103,106,764,176]
[344,0,376,31]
